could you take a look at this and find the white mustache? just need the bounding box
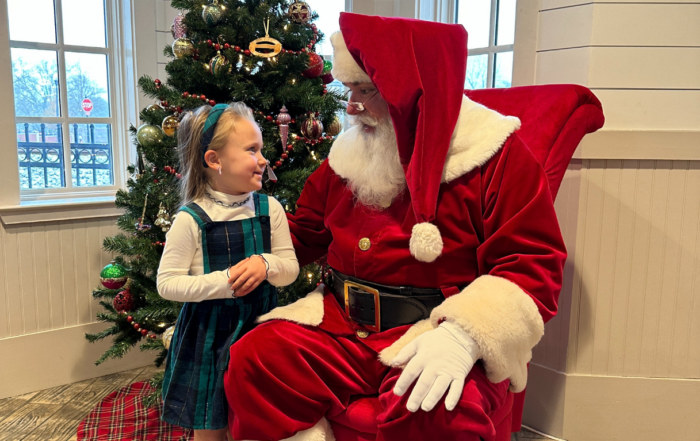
[348,114,380,128]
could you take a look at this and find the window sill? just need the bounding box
[0,196,123,225]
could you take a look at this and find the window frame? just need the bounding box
[439,0,516,89]
[1,0,131,206]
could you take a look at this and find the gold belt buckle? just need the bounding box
[344,280,381,333]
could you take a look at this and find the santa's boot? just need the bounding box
[234,417,335,441]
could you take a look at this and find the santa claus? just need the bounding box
[225,13,566,441]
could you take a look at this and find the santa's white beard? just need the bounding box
[331,114,406,210]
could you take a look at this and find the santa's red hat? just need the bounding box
[331,13,468,263]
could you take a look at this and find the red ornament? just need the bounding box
[291,119,296,124]
[281,153,288,159]
[234,46,241,51]
[183,92,189,98]
[160,101,169,107]
[244,49,251,56]
[301,114,323,140]
[207,39,213,46]
[127,315,133,322]
[224,43,230,49]
[214,43,220,50]
[266,115,273,122]
[209,100,216,106]
[176,173,182,179]
[287,145,294,152]
[154,179,159,184]
[275,160,282,167]
[113,289,134,312]
[140,329,148,336]
[133,323,140,330]
[200,94,207,100]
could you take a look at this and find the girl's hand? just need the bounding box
[227,256,267,297]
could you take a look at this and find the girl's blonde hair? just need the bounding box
[177,102,255,206]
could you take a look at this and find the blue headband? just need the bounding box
[201,103,229,167]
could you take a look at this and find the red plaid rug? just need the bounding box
[77,381,194,440]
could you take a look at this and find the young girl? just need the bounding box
[157,103,299,441]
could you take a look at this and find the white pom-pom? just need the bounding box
[409,222,443,262]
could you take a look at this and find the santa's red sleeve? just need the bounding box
[286,159,334,267]
[430,134,567,392]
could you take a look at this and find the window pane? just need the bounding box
[8,0,56,44]
[62,0,107,48]
[11,49,61,117]
[305,0,344,57]
[465,54,488,90]
[494,51,513,88]
[16,123,65,189]
[69,124,113,187]
[457,0,491,49]
[496,0,516,46]
[65,52,110,117]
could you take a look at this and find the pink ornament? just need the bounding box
[171,13,187,39]
[276,106,291,151]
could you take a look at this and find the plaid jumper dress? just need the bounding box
[161,193,277,430]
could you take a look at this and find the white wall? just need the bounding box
[523,1,700,439]
[0,0,164,400]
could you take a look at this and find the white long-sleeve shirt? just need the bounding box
[156,186,299,302]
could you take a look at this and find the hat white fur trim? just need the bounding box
[330,31,372,84]
[409,222,443,263]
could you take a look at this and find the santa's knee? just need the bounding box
[227,320,307,387]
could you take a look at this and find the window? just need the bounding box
[8,0,117,195]
[305,0,347,97]
[456,0,516,89]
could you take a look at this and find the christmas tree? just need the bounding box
[86,0,344,396]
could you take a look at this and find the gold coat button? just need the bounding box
[358,237,371,251]
[356,329,370,339]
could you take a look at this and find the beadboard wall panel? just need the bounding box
[0,218,119,339]
[565,160,700,379]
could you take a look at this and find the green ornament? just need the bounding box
[136,124,164,147]
[209,51,230,75]
[100,261,128,289]
[323,60,332,74]
[202,0,224,26]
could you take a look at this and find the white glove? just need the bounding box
[390,321,480,412]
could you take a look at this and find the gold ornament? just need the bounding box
[136,124,164,148]
[162,115,179,137]
[172,37,195,59]
[249,18,282,59]
[146,103,162,113]
[326,115,343,136]
[154,202,172,232]
[162,325,176,350]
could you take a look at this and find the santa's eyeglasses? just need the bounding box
[340,91,379,112]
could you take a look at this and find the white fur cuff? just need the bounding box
[255,286,325,326]
[430,275,544,392]
[330,32,372,84]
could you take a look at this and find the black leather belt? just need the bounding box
[328,269,452,332]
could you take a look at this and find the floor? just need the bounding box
[0,367,550,440]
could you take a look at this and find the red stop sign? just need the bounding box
[82,98,93,116]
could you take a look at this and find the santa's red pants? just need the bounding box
[225,319,511,441]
